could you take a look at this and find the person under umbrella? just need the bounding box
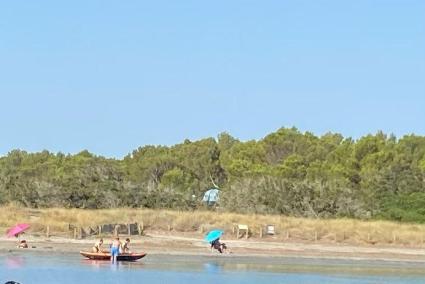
[17,240,28,249]
[6,224,30,248]
[210,238,227,254]
[205,230,228,254]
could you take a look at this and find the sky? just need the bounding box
[0,1,424,158]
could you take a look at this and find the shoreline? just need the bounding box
[2,233,425,264]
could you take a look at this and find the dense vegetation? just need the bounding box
[1,127,425,223]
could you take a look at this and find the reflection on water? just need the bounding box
[203,261,222,274]
[80,258,146,272]
[4,256,24,269]
[1,252,425,284]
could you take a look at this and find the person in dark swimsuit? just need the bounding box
[210,238,227,253]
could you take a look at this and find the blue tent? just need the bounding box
[202,188,220,205]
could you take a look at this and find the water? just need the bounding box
[1,251,425,284]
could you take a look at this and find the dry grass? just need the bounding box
[2,205,425,247]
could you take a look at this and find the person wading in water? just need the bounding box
[110,237,121,263]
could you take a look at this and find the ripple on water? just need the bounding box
[1,252,425,284]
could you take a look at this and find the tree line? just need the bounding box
[1,127,425,222]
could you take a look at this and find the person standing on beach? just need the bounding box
[110,237,121,263]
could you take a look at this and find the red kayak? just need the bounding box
[80,251,147,261]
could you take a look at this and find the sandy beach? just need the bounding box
[2,231,425,264]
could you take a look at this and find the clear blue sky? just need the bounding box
[0,1,424,158]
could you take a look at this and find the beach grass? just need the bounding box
[1,205,425,246]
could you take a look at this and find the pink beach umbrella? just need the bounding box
[6,223,30,238]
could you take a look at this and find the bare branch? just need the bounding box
[209,173,219,189]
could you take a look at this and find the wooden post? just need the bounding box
[232,226,235,235]
[259,227,263,238]
[78,227,82,239]
[286,230,290,240]
[73,227,77,239]
[167,224,171,231]
[200,225,204,234]
[246,228,249,239]
[46,226,50,238]
[98,225,102,236]
[343,231,346,241]
[138,221,144,235]
[392,233,397,244]
[127,224,131,236]
[237,227,240,239]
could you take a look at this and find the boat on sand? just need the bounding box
[80,251,147,261]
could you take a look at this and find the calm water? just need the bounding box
[1,251,425,284]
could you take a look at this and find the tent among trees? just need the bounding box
[202,188,220,206]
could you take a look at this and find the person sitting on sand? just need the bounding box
[17,240,28,249]
[210,238,227,254]
[121,238,131,253]
[92,238,104,253]
[110,237,121,263]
